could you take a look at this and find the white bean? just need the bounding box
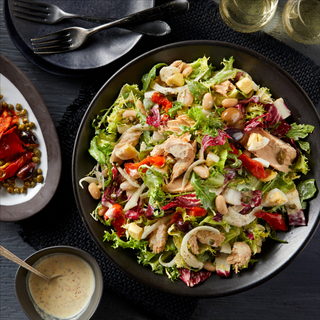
[222,98,238,108]
[215,195,228,215]
[98,207,107,216]
[182,66,193,77]
[88,182,101,200]
[204,261,216,272]
[202,93,214,110]
[193,165,210,179]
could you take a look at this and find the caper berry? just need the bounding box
[33,148,41,157]
[242,196,251,203]
[15,103,22,111]
[22,117,29,123]
[37,175,44,183]
[37,168,42,174]
[7,187,14,194]
[24,181,31,187]
[2,101,8,108]
[18,124,25,131]
[14,187,20,193]
[19,109,27,116]
[8,104,14,110]
[20,187,27,193]
[29,122,35,129]
[289,204,297,209]
[30,181,36,188]
[32,156,40,163]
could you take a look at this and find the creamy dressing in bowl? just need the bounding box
[27,253,95,320]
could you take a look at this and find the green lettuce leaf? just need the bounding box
[297,179,317,209]
[190,172,216,210]
[286,123,314,140]
[141,63,167,92]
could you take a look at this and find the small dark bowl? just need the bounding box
[72,40,320,298]
[15,246,103,319]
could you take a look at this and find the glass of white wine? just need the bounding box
[282,0,320,45]
[219,0,279,33]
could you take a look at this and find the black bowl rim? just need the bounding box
[72,39,320,298]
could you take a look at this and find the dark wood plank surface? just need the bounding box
[1,1,319,319]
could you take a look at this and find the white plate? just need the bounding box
[0,54,61,221]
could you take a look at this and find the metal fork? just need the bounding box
[13,0,171,37]
[31,0,189,55]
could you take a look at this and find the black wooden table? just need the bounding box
[1,1,320,319]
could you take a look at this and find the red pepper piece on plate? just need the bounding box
[255,210,287,231]
[104,203,127,237]
[238,153,268,180]
[151,92,172,113]
[0,151,33,182]
[0,109,19,139]
[0,128,25,159]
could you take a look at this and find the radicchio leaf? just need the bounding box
[101,165,124,206]
[161,193,201,211]
[125,198,144,220]
[201,130,231,155]
[179,268,212,287]
[240,190,262,215]
[288,209,306,226]
[270,120,291,138]
[146,105,161,128]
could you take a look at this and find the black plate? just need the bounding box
[0,54,61,221]
[72,40,320,297]
[5,0,153,76]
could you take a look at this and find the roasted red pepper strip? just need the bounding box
[255,210,287,231]
[0,110,19,139]
[229,144,239,155]
[151,92,172,113]
[186,207,207,217]
[169,211,183,225]
[0,151,33,182]
[104,203,127,237]
[238,153,268,179]
[0,129,24,159]
[125,156,166,176]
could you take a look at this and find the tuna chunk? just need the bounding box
[214,80,235,97]
[241,127,297,172]
[196,230,225,247]
[188,230,225,255]
[226,242,251,273]
[171,140,197,181]
[149,223,169,253]
[160,114,196,135]
[110,128,142,163]
[151,135,197,181]
[163,178,194,194]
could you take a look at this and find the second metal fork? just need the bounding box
[13,0,171,36]
[31,0,189,54]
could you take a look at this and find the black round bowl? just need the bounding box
[72,40,320,297]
